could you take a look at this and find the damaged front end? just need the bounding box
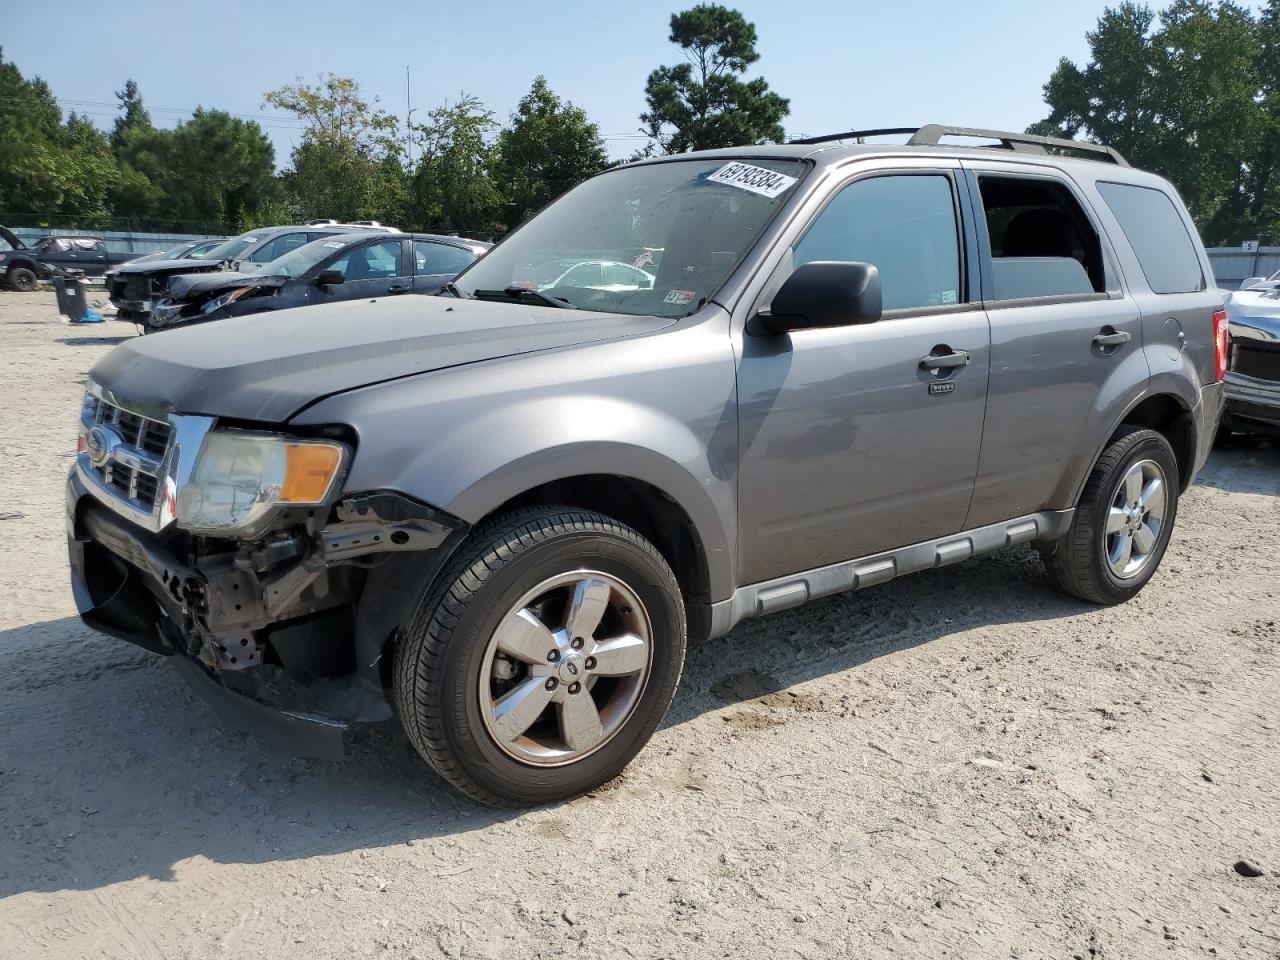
[67,382,466,758]
[150,273,286,330]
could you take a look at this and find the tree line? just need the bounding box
[5,1,1280,244]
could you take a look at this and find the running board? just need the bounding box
[708,510,1073,638]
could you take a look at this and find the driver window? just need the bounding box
[793,174,962,312]
[329,240,404,281]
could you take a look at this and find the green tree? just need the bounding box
[410,94,502,235]
[640,4,789,153]
[264,74,406,223]
[494,76,608,225]
[1034,1,1267,244]
[106,79,166,222]
[159,108,277,231]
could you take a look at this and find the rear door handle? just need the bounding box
[919,350,970,371]
[387,283,409,294]
[1092,329,1131,347]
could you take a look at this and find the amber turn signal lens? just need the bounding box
[280,443,343,503]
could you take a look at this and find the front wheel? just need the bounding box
[393,507,686,806]
[7,267,37,292]
[1045,426,1180,604]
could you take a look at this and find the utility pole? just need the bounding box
[405,66,414,165]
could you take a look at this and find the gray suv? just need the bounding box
[67,125,1226,806]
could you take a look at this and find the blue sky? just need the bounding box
[7,0,1124,165]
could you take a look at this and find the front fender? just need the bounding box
[292,316,740,600]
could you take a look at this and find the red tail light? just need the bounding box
[1213,309,1229,381]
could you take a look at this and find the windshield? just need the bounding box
[245,235,358,278]
[161,242,196,259]
[202,230,268,263]
[454,158,806,317]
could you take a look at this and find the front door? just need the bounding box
[310,238,411,304]
[736,171,991,585]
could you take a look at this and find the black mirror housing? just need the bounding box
[756,261,882,335]
[315,269,345,286]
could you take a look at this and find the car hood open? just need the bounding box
[89,295,676,423]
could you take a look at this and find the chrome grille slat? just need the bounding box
[80,393,173,512]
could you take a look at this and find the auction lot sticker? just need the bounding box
[707,162,798,198]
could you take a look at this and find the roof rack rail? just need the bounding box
[790,124,1128,166]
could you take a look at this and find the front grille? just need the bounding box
[84,394,171,511]
[1232,340,1280,383]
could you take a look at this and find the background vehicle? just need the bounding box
[0,229,133,290]
[106,223,400,321]
[148,232,489,331]
[114,239,224,269]
[1222,284,1280,436]
[67,125,1225,807]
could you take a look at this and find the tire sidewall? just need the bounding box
[1088,433,1180,600]
[420,526,684,803]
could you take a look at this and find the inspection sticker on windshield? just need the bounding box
[664,289,696,305]
[707,162,797,198]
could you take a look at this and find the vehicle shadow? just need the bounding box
[0,545,1086,899]
[58,335,135,346]
[1193,441,1280,495]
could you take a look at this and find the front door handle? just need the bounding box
[1092,329,1132,347]
[387,283,409,294]
[919,349,970,372]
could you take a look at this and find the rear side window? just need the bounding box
[1096,181,1204,294]
[977,175,1106,302]
[414,241,476,275]
[793,174,962,311]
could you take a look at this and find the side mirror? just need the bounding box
[315,269,345,287]
[754,261,882,335]
[1240,277,1267,289]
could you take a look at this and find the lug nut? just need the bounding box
[571,637,584,650]
[548,650,560,662]
[584,657,596,670]
[567,682,581,695]
[545,677,558,691]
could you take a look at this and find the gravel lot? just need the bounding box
[1,288,1278,959]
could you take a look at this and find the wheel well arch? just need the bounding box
[492,474,715,641]
[1115,392,1196,491]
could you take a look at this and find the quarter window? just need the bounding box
[1096,181,1204,294]
[792,174,962,311]
[977,176,1106,301]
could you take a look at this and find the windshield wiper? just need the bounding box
[441,280,469,299]
[472,286,578,309]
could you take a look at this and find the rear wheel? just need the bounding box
[8,267,36,292]
[393,507,686,806]
[1045,426,1180,604]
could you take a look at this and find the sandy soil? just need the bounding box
[0,289,1278,959]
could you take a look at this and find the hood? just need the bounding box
[89,295,676,423]
[113,257,226,277]
[167,270,286,300]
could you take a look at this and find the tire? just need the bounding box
[394,506,687,806]
[1045,426,1180,604]
[7,267,36,292]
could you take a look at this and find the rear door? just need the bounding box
[735,165,991,584]
[960,161,1146,527]
[412,240,477,293]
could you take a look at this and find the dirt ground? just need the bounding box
[0,288,1278,959]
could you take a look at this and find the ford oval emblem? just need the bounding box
[85,425,118,468]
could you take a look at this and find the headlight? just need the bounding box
[175,430,347,537]
[202,287,252,315]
